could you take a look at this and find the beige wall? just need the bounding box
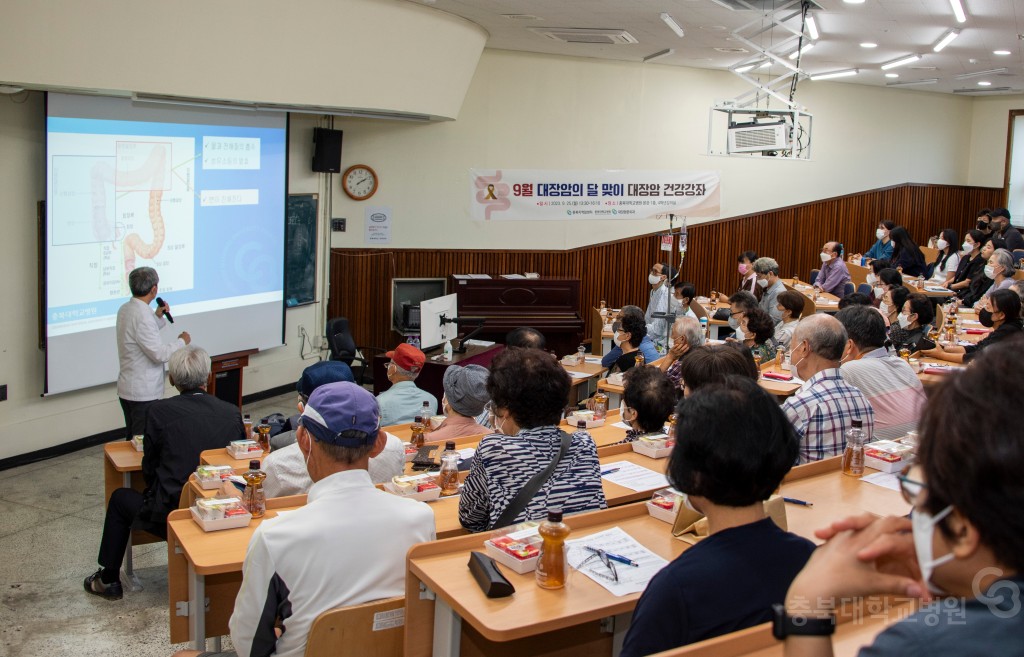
[967,95,1024,188]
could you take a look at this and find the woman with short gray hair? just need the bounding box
[974,248,1016,308]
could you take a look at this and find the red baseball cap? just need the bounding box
[386,343,426,372]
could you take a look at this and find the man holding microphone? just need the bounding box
[116,267,190,440]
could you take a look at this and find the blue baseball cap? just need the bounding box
[298,382,380,447]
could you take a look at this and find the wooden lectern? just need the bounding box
[207,349,258,409]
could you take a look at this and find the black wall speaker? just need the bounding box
[312,128,343,173]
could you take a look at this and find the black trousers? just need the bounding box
[97,488,166,574]
[118,398,155,441]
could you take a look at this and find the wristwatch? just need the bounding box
[771,603,836,640]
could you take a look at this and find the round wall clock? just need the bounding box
[342,164,378,201]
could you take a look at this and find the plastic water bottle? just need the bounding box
[699,316,708,338]
[242,460,266,517]
[842,420,866,478]
[577,345,586,366]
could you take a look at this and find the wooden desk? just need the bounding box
[103,441,157,590]
[598,364,801,401]
[563,360,607,403]
[200,448,270,469]
[847,261,869,289]
[783,279,841,313]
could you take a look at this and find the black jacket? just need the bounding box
[140,389,244,524]
[964,322,1024,363]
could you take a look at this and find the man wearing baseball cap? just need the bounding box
[376,342,437,426]
[182,382,434,657]
[427,364,491,442]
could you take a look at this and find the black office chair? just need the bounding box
[326,317,385,386]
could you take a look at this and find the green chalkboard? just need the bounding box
[285,194,318,307]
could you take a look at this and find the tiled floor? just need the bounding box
[1,392,296,657]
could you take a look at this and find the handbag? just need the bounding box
[488,430,573,530]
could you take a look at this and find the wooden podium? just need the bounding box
[207,349,258,409]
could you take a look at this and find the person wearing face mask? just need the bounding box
[777,342,1024,657]
[927,228,960,286]
[620,377,815,657]
[671,281,699,320]
[962,237,1005,305]
[989,207,1024,251]
[773,290,805,351]
[835,305,925,441]
[645,261,678,351]
[879,284,910,330]
[425,364,491,442]
[865,259,891,303]
[753,257,786,322]
[609,312,652,373]
[726,290,759,340]
[887,226,927,278]
[975,207,994,237]
[888,293,936,355]
[660,316,705,394]
[459,348,606,533]
[718,251,759,303]
[375,343,436,427]
[781,315,874,464]
[812,241,851,298]
[852,220,896,264]
[948,228,986,296]
[739,306,778,364]
[617,366,676,444]
[973,247,1016,308]
[600,305,660,368]
[921,289,1023,364]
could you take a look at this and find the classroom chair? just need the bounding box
[326,317,385,385]
[842,282,854,298]
[304,596,405,657]
[856,283,872,297]
[809,269,819,286]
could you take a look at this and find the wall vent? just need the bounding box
[529,27,638,45]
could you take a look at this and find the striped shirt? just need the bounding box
[459,425,606,532]
[782,369,875,464]
[840,348,926,441]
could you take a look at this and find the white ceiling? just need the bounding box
[421,0,1024,95]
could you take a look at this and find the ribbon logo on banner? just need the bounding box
[474,172,510,220]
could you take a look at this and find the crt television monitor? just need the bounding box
[419,293,459,351]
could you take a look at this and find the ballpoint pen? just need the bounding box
[584,546,639,567]
[601,468,620,476]
[783,497,813,507]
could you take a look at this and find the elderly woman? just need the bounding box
[619,366,677,443]
[921,289,1023,364]
[426,364,491,442]
[740,306,779,364]
[880,284,910,329]
[458,348,606,532]
[608,311,650,373]
[973,247,1016,308]
[889,292,936,354]
[773,290,805,351]
[961,237,1004,305]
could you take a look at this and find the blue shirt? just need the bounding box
[621,518,815,657]
[864,238,893,261]
[376,380,437,426]
[601,335,661,368]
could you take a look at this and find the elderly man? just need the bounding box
[506,326,546,350]
[753,257,786,323]
[782,315,874,463]
[645,261,679,351]
[116,266,191,441]
[176,382,435,657]
[835,305,925,441]
[813,241,851,298]
[659,316,705,394]
[376,343,436,426]
[85,346,243,600]
[269,360,355,450]
[428,364,491,442]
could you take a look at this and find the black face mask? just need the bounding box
[978,220,990,231]
[979,309,995,327]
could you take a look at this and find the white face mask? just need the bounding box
[912,505,954,593]
[936,238,949,251]
[734,327,746,341]
[984,265,997,279]
[866,274,878,286]
[791,341,809,379]
[876,228,886,240]
[649,273,662,285]
[898,313,912,329]
[962,241,973,253]
[613,332,623,347]
[757,277,769,288]
[819,251,832,263]
[879,301,890,315]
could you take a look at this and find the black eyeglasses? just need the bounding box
[897,466,926,506]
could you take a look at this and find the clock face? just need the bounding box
[342,165,378,200]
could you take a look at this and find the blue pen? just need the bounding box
[783,497,813,507]
[601,468,620,476]
[585,546,639,567]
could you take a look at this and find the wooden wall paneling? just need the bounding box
[330,184,1003,353]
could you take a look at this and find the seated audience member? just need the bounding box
[975,207,994,238]
[621,377,815,657]
[739,306,778,364]
[779,342,1024,656]
[619,366,677,443]
[85,346,243,600]
[459,348,606,532]
[601,306,659,370]
[991,206,1024,251]
[922,289,1023,364]
[773,290,805,350]
[782,315,874,463]
[376,343,436,426]
[974,247,1016,307]
[928,228,960,286]
[671,281,698,320]
[961,237,1003,306]
[874,267,902,310]
[949,229,986,295]
[506,326,547,350]
[814,241,852,298]
[270,360,355,450]
[718,251,759,302]
[426,364,491,442]
[646,261,679,350]
[726,290,759,338]
[836,305,926,441]
[1012,278,1024,304]
[660,316,705,393]
[837,293,871,309]
[852,220,895,263]
[865,259,891,302]
[753,257,787,322]
[888,226,927,278]
[177,382,435,657]
[880,284,910,329]
[888,293,936,354]
[677,343,759,397]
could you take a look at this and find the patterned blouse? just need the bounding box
[458,425,607,532]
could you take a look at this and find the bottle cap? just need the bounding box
[547,508,563,523]
[577,420,587,428]
[249,459,261,469]
[445,441,456,450]
[851,419,862,428]
[244,413,251,419]
[414,416,423,423]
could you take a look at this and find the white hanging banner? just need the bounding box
[470,169,720,221]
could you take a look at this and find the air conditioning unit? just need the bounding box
[727,122,790,153]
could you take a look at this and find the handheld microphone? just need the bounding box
[156,297,174,324]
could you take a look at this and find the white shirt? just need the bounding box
[116,297,184,401]
[645,283,677,350]
[263,433,406,498]
[929,252,960,284]
[229,469,435,657]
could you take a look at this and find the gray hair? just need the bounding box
[128,267,159,297]
[792,314,847,362]
[1011,279,1024,303]
[169,345,211,391]
[992,249,1015,278]
[673,316,705,348]
[752,257,780,276]
[392,363,420,380]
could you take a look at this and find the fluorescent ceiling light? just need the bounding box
[759,60,772,69]
[881,54,922,70]
[885,73,899,78]
[954,67,1007,79]
[933,29,960,52]
[643,48,675,63]
[806,16,819,40]
[788,43,814,60]
[844,0,865,4]
[886,78,939,87]
[994,50,1012,56]
[734,63,756,73]
[810,68,858,81]
[660,13,685,38]
[949,0,967,23]
[978,81,993,86]
[860,42,878,48]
